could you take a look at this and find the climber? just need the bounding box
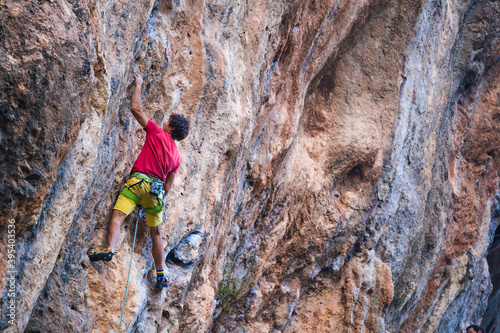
[467,324,486,333]
[89,73,189,290]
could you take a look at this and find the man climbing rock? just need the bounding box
[89,74,189,290]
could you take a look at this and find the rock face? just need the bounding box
[483,190,500,333]
[1,0,499,332]
[168,231,203,265]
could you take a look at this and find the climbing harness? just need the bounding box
[118,212,140,333]
[120,172,164,215]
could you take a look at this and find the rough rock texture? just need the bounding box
[1,0,499,332]
[169,231,203,265]
[483,189,500,333]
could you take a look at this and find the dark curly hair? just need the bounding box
[168,113,190,141]
[466,325,486,333]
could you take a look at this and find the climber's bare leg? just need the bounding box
[105,209,128,252]
[150,225,164,271]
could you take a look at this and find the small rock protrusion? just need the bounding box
[169,231,203,265]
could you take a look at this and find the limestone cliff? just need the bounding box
[1,0,499,332]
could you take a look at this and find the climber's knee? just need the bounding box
[149,225,161,238]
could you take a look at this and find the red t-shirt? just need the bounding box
[131,120,180,181]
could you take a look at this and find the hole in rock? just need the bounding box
[342,165,364,189]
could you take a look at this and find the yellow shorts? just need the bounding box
[113,176,164,227]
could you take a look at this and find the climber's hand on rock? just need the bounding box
[134,74,143,87]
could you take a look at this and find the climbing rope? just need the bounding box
[118,212,140,333]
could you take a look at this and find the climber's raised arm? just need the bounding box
[130,74,148,128]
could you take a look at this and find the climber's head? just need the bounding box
[467,325,486,333]
[163,113,190,141]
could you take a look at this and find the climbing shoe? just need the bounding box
[155,277,168,289]
[89,249,114,262]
